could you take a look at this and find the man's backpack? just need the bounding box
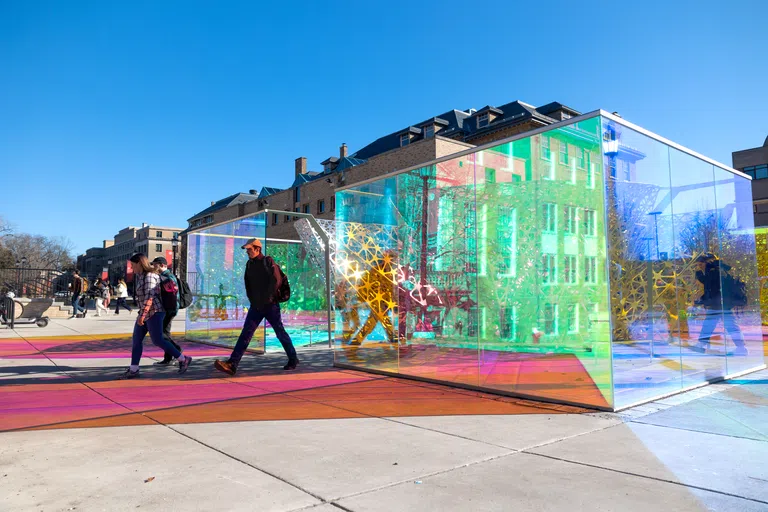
[81,277,89,293]
[723,271,748,308]
[159,273,179,312]
[175,274,193,309]
[265,256,291,303]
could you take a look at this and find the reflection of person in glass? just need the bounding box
[349,252,397,346]
[692,254,748,356]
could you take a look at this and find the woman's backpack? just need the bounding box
[159,274,179,312]
[175,274,194,309]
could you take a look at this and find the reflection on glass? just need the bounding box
[185,213,328,352]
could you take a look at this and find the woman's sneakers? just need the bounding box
[120,368,140,379]
[178,355,193,374]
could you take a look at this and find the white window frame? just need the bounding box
[424,125,435,138]
[564,206,578,235]
[542,253,557,285]
[497,206,517,277]
[542,203,557,233]
[584,209,597,237]
[585,256,598,284]
[559,140,569,165]
[477,112,489,128]
[564,255,577,284]
[566,304,579,334]
[541,136,551,161]
[400,133,410,147]
[544,303,559,335]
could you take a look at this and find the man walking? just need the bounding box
[692,253,749,356]
[214,238,298,375]
[69,270,86,318]
[152,256,182,365]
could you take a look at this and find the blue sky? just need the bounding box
[1,0,766,254]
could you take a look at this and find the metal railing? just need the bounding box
[0,268,75,300]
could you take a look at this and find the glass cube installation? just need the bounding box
[185,213,329,352]
[333,112,766,411]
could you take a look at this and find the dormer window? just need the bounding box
[478,113,489,128]
[424,125,435,138]
[323,163,332,172]
[400,133,410,147]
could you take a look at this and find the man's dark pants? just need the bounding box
[161,310,182,361]
[229,303,297,367]
[71,293,85,315]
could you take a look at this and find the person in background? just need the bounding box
[94,279,110,317]
[213,238,298,375]
[692,253,748,356]
[152,256,182,366]
[121,253,192,379]
[114,278,133,314]
[69,270,86,318]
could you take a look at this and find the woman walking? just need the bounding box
[121,253,192,379]
[114,278,132,314]
[94,280,110,317]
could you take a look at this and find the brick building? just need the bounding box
[732,135,768,226]
[182,99,580,247]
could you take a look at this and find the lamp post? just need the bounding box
[171,234,179,274]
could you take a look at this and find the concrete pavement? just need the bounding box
[1,318,767,511]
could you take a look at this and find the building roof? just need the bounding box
[290,171,323,188]
[258,187,283,198]
[352,109,472,161]
[187,192,258,221]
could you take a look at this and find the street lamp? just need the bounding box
[171,234,179,273]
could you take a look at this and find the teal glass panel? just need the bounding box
[477,116,612,408]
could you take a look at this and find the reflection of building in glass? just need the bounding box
[732,135,768,227]
[333,111,766,411]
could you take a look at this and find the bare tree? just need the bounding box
[2,233,76,270]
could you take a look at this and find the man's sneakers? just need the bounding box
[178,355,193,374]
[283,359,299,371]
[730,346,750,357]
[154,357,177,366]
[120,368,140,379]
[690,342,708,353]
[214,359,237,376]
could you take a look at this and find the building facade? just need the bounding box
[181,99,581,249]
[733,135,768,226]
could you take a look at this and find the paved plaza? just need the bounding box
[1,316,767,511]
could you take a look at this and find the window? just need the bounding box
[477,112,489,128]
[585,256,597,284]
[155,231,162,238]
[400,133,410,147]
[566,304,579,333]
[584,209,597,236]
[155,244,162,252]
[294,207,299,220]
[564,255,577,284]
[284,214,291,222]
[172,232,179,238]
[541,203,557,233]
[577,147,586,169]
[586,153,595,188]
[424,125,434,138]
[544,303,558,335]
[330,196,336,211]
[564,206,578,235]
[318,199,325,213]
[485,168,496,184]
[497,206,516,276]
[622,160,632,181]
[272,213,278,225]
[302,204,310,214]
[323,163,332,172]
[562,113,571,120]
[294,187,301,203]
[204,215,213,224]
[559,140,569,165]
[541,136,551,160]
[500,306,517,339]
[754,164,768,180]
[542,254,556,284]
[586,303,599,330]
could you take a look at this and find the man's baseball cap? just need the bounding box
[241,238,263,250]
[152,256,168,265]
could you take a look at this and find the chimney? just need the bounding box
[249,189,257,195]
[295,156,307,177]
[210,201,215,206]
[340,143,348,159]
